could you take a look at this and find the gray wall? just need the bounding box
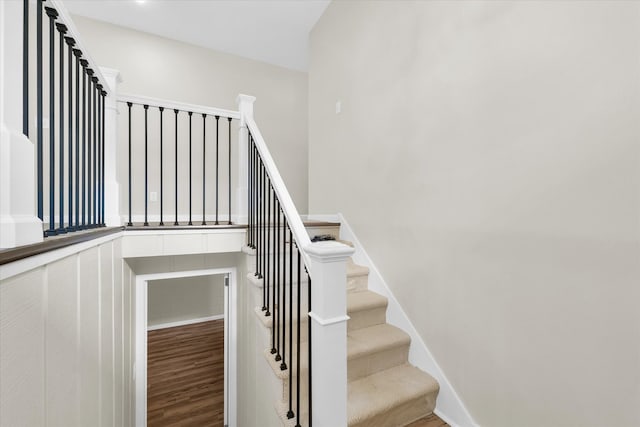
[72,15,309,214]
[308,1,640,426]
[148,275,225,328]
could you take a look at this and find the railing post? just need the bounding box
[100,67,122,226]
[236,94,255,224]
[305,241,354,427]
[0,0,44,248]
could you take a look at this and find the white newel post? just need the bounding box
[306,241,355,427]
[0,0,43,248]
[100,67,122,226]
[236,94,255,224]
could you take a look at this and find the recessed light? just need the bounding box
[135,0,147,4]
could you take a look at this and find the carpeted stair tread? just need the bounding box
[347,259,369,278]
[347,323,410,360]
[348,364,439,427]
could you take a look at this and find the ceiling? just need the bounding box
[62,0,331,71]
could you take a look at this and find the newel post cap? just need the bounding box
[305,241,355,263]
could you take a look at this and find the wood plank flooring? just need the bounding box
[147,320,225,427]
[407,413,450,427]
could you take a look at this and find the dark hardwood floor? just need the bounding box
[147,319,225,427]
[407,413,450,427]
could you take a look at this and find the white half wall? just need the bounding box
[0,235,135,426]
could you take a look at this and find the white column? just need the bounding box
[0,0,43,248]
[100,67,122,227]
[235,94,255,225]
[305,241,355,427]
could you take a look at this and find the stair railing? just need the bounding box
[117,93,239,227]
[239,96,354,427]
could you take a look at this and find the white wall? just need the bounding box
[71,15,309,214]
[148,274,225,327]
[0,236,135,426]
[309,1,640,426]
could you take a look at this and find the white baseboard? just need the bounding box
[334,212,479,427]
[147,314,224,331]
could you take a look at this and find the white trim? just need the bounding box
[118,93,240,120]
[135,268,238,427]
[308,312,350,326]
[147,314,224,331]
[0,231,124,281]
[335,213,480,427]
[123,227,244,236]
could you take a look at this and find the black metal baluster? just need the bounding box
[173,109,179,225]
[228,117,232,224]
[101,91,106,226]
[159,107,164,226]
[215,115,219,225]
[271,184,277,355]
[280,218,287,371]
[295,248,302,427]
[188,111,193,225]
[80,60,88,229]
[265,175,271,317]
[287,228,294,418]
[56,23,67,234]
[143,104,149,226]
[308,272,312,427]
[95,83,102,228]
[65,37,75,231]
[202,113,206,225]
[37,0,43,223]
[23,0,29,137]
[126,102,132,226]
[86,69,93,228]
[45,7,58,236]
[92,77,97,227]
[73,49,81,229]
[247,132,252,246]
[275,197,281,362]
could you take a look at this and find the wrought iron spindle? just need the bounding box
[215,115,220,225]
[174,109,179,225]
[86,69,93,228]
[95,82,102,227]
[287,228,294,418]
[228,117,232,224]
[56,22,67,234]
[265,174,271,317]
[202,113,207,225]
[101,91,106,226]
[159,107,164,226]
[73,49,81,229]
[45,7,58,236]
[126,102,132,226]
[188,111,193,225]
[271,184,277,355]
[275,197,281,362]
[80,60,88,228]
[280,218,287,371]
[23,0,29,137]
[65,37,75,231]
[92,77,98,227]
[143,104,149,226]
[37,0,43,223]
[295,248,302,427]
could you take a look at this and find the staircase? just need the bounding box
[250,222,440,427]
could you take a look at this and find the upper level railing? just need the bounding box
[118,93,239,227]
[21,0,110,236]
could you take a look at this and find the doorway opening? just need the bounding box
[135,268,237,427]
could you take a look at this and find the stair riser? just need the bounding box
[348,344,410,382]
[347,306,386,331]
[349,393,437,427]
[347,274,369,292]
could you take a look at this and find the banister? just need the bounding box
[118,93,240,120]
[245,115,313,273]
